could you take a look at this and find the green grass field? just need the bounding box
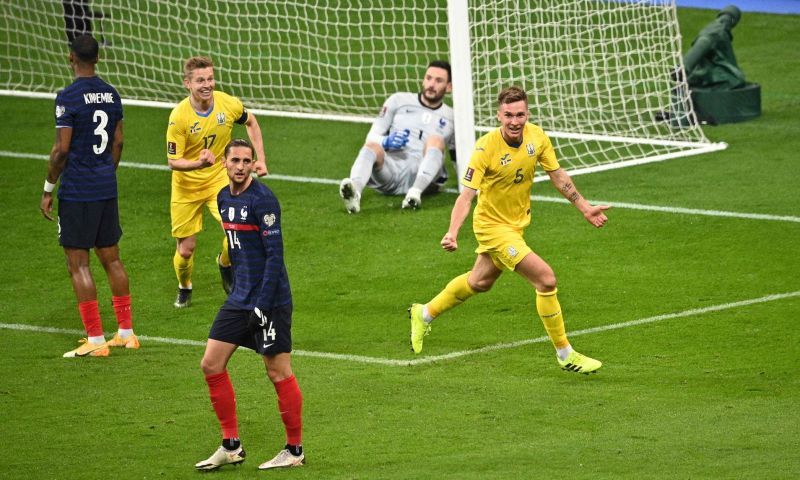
[1,7,799,480]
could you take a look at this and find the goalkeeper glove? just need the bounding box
[248,306,267,334]
[382,129,410,151]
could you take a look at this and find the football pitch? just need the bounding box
[1,8,799,480]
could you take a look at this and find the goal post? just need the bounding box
[0,0,723,178]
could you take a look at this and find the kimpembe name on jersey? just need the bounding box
[83,92,116,104]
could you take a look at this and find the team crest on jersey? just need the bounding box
[239,205,248,221]
[227,207,235,221]
[216,112,226,125]
[500,154,512,166]
[438,118,447,128]
[55,105,65,118]
[263,213,276,227]
[189,121,201,134]
[526,143,535,156]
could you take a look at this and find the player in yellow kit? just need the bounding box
[167,56,267,308]
[409,86,609,374]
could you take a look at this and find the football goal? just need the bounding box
[0,0,724,179]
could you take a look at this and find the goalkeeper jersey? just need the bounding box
[218,180,292,311]
[167,91,248,192]
[461,123,560,233]
[367,92,455,179]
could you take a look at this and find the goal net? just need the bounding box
[0,0,723,176]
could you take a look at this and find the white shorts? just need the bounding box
[367,150,446,195]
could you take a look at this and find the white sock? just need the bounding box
[349,147,377,192]
[88,335,106,345]
[411,148,444,192]
[178,283,192,289]
[118,328,133,339]
[422,305,434,323]
[556,345,573,361]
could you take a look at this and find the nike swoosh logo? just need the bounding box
[263,343,274,349]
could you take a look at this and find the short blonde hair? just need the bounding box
[183,56,214,79]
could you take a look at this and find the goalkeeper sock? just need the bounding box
[427,272,477,319]
[112,294,132,330]
[205,371,239,439]
[274,375,303,446]
[410,148,444,192]
[78,300,104,339]
[219,237,231,267]
[535,289,570,350]
[173,250,193,289]
[349,147,377,192]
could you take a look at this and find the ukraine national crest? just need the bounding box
[526,143,535,156]
[216,112,226,125]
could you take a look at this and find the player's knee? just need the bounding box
[537,274,558,292]
[177,245,194,259]
[200,357,224,376]
[266,362,292,384]
[469,277,494,292]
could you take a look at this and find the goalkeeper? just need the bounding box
[339,60,455,213]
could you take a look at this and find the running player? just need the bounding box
[167,56,267,307]
[409,86,609,374]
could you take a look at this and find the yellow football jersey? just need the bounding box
[167,91,247,192]
[461,123,559,233]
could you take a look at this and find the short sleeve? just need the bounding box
[537,132,560,172]
[166,108,185,160]
[460,141,488,190]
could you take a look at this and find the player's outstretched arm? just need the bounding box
[441,187,477,251]
[244,112,268,176]
[547,168,610,228]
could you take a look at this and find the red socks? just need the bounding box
[274,375,303,445]
[112,295,132,329]
[77,300,103,337]
[205,371,239,439]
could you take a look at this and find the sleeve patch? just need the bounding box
[464,167,474,182]
[168,141,176,155]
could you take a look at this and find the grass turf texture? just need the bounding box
[1,7,799,479]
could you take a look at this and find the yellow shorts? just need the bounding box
[170,182,227,238]
[474,228,532,271]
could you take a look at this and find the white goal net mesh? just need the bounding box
[1,0,716,174]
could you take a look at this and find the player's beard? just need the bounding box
[422,88,445,105]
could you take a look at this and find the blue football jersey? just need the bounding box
[54,76,123,201]
[217,181,292,310]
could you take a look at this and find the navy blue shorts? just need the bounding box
[208,303,293,356]
[58,198,122,249]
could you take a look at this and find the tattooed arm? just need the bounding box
[547,168,610,228]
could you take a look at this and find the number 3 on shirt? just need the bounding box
[226,230,242,249]
[92,110,109,155]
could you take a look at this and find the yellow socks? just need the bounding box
[173,250,194,288]
[536,288,569,349]
[427,272,478,318]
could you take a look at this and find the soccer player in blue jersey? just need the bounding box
[195,139,304,472]
[40,34,139,358]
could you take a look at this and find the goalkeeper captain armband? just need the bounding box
[381,129,410,151]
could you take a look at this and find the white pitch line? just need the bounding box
[6,150,798,223]
[2,291,797,367]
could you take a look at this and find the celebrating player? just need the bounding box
[40,34,139,357]
[409,86,609,374]
[195,139,304,471]
[167,56,267,308]
[339,60,455,213]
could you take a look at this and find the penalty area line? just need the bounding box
[1,291,797,367]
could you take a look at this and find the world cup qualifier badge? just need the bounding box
[464,167,474,181]
[168,141,176,155]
